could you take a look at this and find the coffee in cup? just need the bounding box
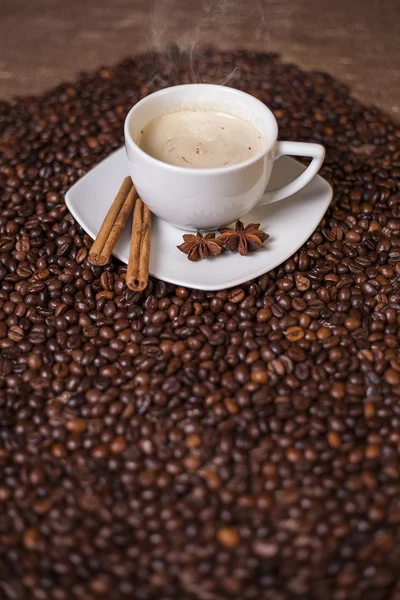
[138,109,265,169]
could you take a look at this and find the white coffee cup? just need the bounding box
[124,84,325,230]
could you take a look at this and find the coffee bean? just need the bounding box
[66,418,87,433]
[0,236,15,252]
[253,540,278,558]
[285,326,305,342]
[23,528,41,550]
[327,431,341,449]
[295,274,310,291]
[110,436,127,454]
[228,288,245,303]
[384,369,400,386]
[7,325,24,341]
[100,271,114,291]
[217,527,240,548]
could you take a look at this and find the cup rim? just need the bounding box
[124,83,278,175]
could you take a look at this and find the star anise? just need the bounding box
[217,220,269,255]
[177,231,223,261]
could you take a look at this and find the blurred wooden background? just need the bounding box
[0,0,399,119]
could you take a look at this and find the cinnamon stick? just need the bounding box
[88,177,136,266]
[126,197,152,291]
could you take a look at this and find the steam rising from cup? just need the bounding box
[150,0,269,85]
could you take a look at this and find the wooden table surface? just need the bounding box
[0,0,399,119]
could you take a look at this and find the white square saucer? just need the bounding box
[65,148,332,291]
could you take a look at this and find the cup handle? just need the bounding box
[257,141,325,207]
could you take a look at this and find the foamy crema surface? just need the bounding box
[138,110,264,169]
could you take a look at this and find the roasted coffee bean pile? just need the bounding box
[0,48,400,600]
